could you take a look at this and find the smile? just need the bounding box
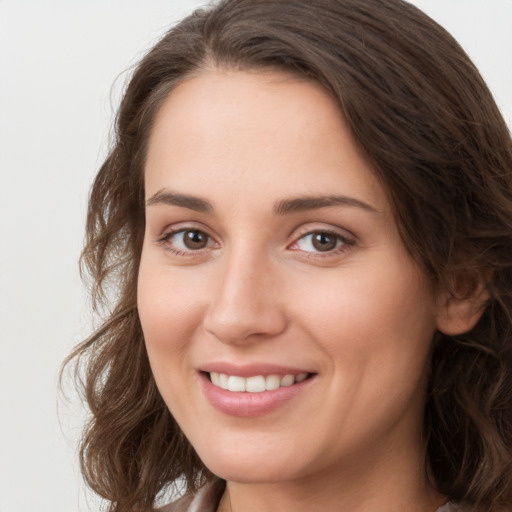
[199,368,315,417]
[209,372,309,392]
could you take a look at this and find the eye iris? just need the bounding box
[312,232,337,251]
[184,230,207,249]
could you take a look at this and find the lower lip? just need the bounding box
[199,373,315,417]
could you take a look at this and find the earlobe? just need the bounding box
[435,271,491,336]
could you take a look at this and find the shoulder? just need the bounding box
[436,502,511,512]
[436,503,468,512]
[157,479,225,512]
[158,493,194,512]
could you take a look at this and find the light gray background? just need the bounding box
[0,1,511,511]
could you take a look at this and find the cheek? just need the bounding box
[293,255,436,376]
[137,255,208,416]
[137,254,209,355]
[296,262,436,442]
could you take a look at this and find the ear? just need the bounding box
[436,271,491,336]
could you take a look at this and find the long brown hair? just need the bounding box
[64,1,512,510]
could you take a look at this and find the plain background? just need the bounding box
[0,1,511,511]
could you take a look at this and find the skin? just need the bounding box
[138,69,457,511]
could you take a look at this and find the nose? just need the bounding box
[203,250,287,345]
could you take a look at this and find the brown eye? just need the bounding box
[160,228,213,254]
[183,230,208,250]
[311,232,338,252]
[293,230,348,254]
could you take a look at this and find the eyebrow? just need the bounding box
[146,189,213,213]
[274,195,379,215]
[146,189,378,215]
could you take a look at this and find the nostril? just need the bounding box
[203,305,288,346]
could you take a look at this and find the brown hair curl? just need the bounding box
[65,1,512,511]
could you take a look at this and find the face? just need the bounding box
[138,70,441,485]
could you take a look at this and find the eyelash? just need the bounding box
[156,227,354,258]
[289,228,354,258]
[156,228,216,257]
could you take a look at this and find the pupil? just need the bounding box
[184,230,207,249]
[312,233,336,251]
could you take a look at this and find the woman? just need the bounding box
[67,0,512,511]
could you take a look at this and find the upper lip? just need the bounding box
[199,362,314,378]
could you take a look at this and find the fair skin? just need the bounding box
[138,69,473,512]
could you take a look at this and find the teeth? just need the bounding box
[210,372,220,386]
[219,373,229,389]
[280,374,295,387]
[265,375,281,390]
[228,375,246,392]
[245,375,266,393]
[209,372,309,392]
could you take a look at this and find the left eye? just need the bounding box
[294,231,346,252]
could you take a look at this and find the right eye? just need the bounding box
[158,228,215,254]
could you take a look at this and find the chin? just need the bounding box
[208,460,297,484]
[195,440,307,484]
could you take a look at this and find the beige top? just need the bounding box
[158,479,469,512]
[159,479,224,512]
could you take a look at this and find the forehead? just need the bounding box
[147,69,339,161]
[144,69,387,214]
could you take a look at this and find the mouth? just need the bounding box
[199,367,316,417]
[207,371,311,392]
